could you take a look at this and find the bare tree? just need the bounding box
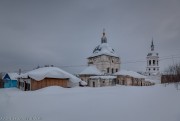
[164,62,180,90]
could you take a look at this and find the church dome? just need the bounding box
[92,43,116,56]
[89,30,118,58]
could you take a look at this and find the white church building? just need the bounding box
[87,29,120,75]
[79,30,120,87]
[145,39,160,76]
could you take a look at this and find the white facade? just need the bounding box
[88,76,116,87]
[146,40,159,76]
[87,30,120,74]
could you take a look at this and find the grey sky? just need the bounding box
[0,0,180,74]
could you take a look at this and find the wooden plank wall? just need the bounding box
[31,78,69,90]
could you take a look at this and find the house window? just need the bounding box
[149,68,150,71]
[153,60,155,65]
[153,68,155,70]
[157,60,159,66]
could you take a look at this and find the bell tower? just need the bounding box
[146,38,159,76]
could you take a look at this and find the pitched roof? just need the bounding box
[114,70,146,78]
[18,67,81,83]
[79,66,102,75]
[2,73,19,80]
[8,73,19,80]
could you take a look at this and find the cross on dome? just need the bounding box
[101,28,107,43]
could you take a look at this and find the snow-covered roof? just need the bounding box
[79,66,102,75]
[8,73,19,80]
[2,73,19,80]
[18,67,81,83]
[88,43,119,58]
[114,70,146,78]
[80,81,87,86]
[90,75,116,79]
[147,52,159,57]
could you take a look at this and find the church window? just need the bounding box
[107,68,110,73]
[112,68,114,73]
[116,68,118,72]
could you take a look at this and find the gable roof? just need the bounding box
[18,67,81,83]
[79,66,102,75]
[8,73,19,80]
[2,73,19,80]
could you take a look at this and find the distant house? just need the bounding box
[88,76,116,87]
[18,67,81,91]
[1,73,19,88]
[114,70,153,86]
[0,73,5,88]
[79,65,102,85]
[161,75,179,83]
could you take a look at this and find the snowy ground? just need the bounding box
[0,84,180,121]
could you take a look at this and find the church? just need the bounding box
[79,30,120,87]
[87,29,120,74]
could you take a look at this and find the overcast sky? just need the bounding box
[0,0,180,74]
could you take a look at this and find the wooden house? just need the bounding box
[161,75,179,83]
[18,67,81,91]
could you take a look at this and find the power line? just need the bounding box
[4,54,180,73]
